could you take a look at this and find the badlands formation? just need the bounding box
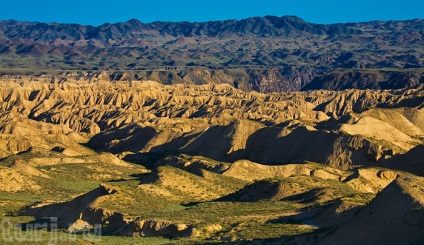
[0,77,423,244]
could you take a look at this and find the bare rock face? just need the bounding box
[67,219,92,233]
[250,67,318,93]
[319,177,424,245]
[8,159,49,178]
[0,78,423,243]
[1,138,32,154]
[291,199,365,229]
[371,145,424,178]
[302,70,424,91]
[23,184,118,228]
[222,160,345,182]
[0,79,423,172]
[0,167,40,192]
[367,144,384,162]
[376,170,399,180]
[116,219,193,238]
[24,182,194,238]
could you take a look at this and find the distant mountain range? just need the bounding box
[0,16,423,92]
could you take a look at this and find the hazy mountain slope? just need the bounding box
[0,16,423,92]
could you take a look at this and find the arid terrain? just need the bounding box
[1,16,424,92]
[0,14,424,244]
[0,73,423,244]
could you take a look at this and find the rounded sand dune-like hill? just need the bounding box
[0,79,422,172]
[0,78,421,243]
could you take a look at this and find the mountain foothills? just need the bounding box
[0,16,424,92]
[1,15,424,244]
[0,77,423,244]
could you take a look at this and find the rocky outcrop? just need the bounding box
[319,177,424,245]
[302,70,424,91]
[1,80,422,172]
[24,183,195,238]
[222,160,345,182]
[116,219,193,238]
[24,184,118,229]
[0,167,40,192]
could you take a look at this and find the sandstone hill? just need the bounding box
[0,79,423,243]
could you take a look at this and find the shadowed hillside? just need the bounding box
[0,79,423,243]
